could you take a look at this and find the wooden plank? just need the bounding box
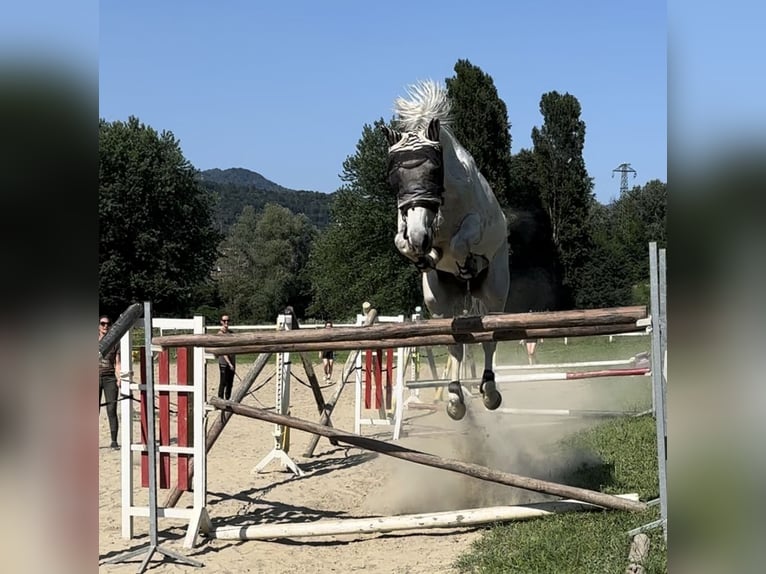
[153,307,648,348]
[210,495,640,540]
[209,397,648,513]
[298,352,325,414]
[206,322,646,355]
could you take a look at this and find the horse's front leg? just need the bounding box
[450,213,488,279]
[445,342,469,420]
[479,340,502,410]
[423,270,469,420]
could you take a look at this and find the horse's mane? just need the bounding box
[393,80,452,132]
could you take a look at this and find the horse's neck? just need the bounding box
[440,129,495,215]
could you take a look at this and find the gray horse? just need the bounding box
[382,80,510,420]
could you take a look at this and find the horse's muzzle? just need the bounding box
[414,247,442,271]
[407,226,432,257]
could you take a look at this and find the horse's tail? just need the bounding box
[394,80,452,132]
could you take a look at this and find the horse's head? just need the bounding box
[382,118,444,264]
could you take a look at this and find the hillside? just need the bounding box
[199,168,334,232]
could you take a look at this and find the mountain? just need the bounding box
[198,168,334,232]
[199,167,289,193]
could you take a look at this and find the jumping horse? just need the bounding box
[382,80,510,420]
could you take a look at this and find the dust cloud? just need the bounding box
[365,398,602,516]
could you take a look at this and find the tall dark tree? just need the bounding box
[531,91,594,307]
[575,199,633,308]
[575,180,667,308]
[217,203,316,322]
[504,149,565,311]
[99,117,220,317]
[445,60,513,208]
[307,120,421,320]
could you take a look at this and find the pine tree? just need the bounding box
[531,92,594,307]
[445,59,513,208]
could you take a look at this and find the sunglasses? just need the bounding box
[221,319,229,323]
[100,321,111,326]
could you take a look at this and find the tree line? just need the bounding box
[99,60,665,324]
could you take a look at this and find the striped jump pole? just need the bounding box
[405,367,650,390]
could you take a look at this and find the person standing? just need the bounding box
[521,338,540,365]
[217,314,236,399]
[319,320,335,382]
[99,315,121,449]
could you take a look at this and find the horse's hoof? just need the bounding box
[447,400,466,420]
[480,375,502,410]
[447,381,467,420]
[482,389,502,410]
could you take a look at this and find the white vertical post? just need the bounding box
[119,319,139,539]
[649,242,668,539]
[353,313,365,435]
[252,312,303,476]
[184,315,211,547]
[392,345,406,440]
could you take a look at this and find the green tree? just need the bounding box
[531,91,594,307]
[99,116,220,317]
[445,59,513,208]
[575,199,634,308]
[217,203,316,322]
[576,180,667,307]
[610,179,667,300]
[307,120,421,320]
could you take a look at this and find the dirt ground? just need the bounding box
[98,350,646,573]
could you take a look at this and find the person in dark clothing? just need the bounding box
[320,320,334,382]
[99,315,121,449]
[217,314,236,399]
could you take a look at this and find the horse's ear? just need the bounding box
[426,118,440,142]
[381,126,402,147]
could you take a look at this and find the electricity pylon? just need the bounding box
[612,163,637,194]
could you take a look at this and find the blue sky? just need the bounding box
[99,1,666,204]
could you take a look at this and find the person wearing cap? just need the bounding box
[217,314,236,399]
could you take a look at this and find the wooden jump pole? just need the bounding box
[162,352,273,509]
[153,306,647,349]
[208,397,647,513]
[204,323,645,355]
[208,494,640,540]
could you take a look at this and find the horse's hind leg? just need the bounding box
[474,244,510,411]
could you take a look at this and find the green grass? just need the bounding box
[453,415,667,573]
[492,334,649,367]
